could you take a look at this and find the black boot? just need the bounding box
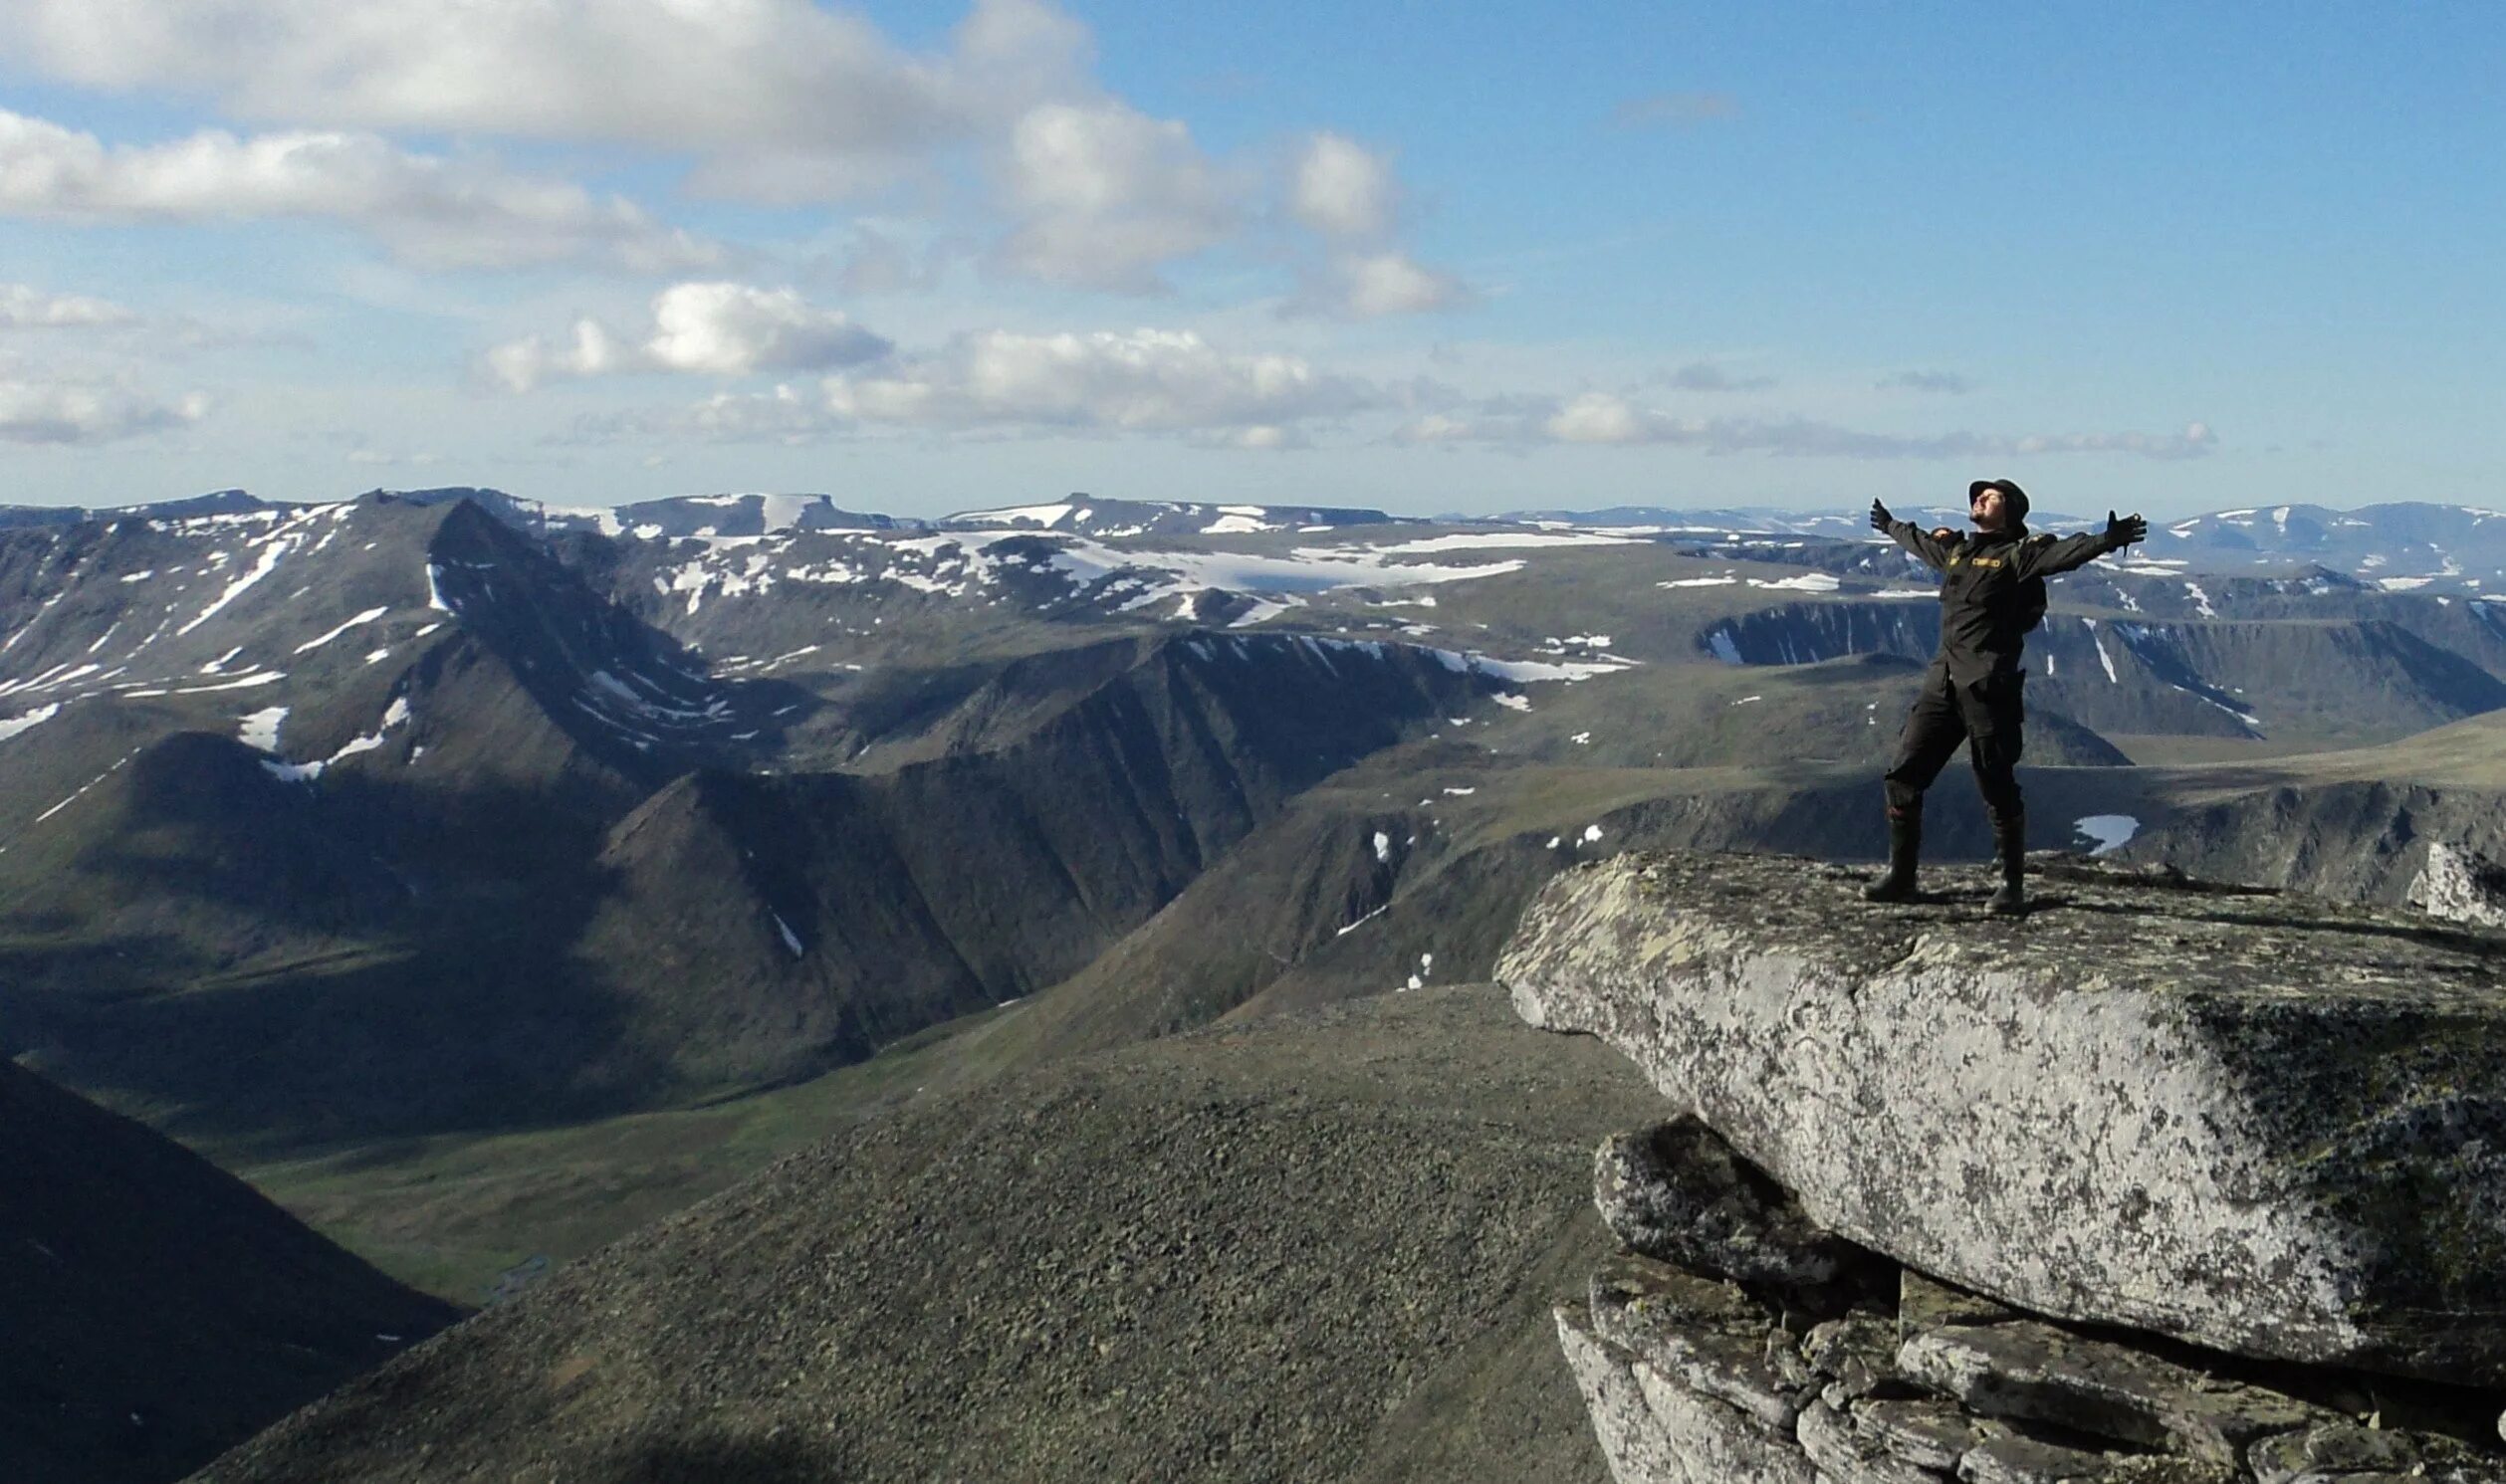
[1864,808,1921,903]
[1988,806,2027,916]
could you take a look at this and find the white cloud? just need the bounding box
[0,377,207,444]
[828,327,1366,429]
[0,283,138,329]
[487,320,636,394]
[593,325,1379,441]
[0,108,722,272]
[487,282,893,392]
[1278,133,1474,318]
[646,283,889,376]
[991,102,1241,292]
[0,3,1466,305]
[1290,132,1398,241]
[0,0,1090,201]
[1314,252,1471,318]
[1548,392,1655,444]
[1406,392,2219,461]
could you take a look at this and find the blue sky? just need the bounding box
[0,1,2497,519]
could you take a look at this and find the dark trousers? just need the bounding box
[1883,670,2024,821]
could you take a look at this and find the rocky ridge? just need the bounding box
[1503,850,2506,1482]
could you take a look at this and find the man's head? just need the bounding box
[1968,478,2029,532]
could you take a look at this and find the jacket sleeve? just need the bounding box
[1882,520,1956,572]
[2010,530,2113,581]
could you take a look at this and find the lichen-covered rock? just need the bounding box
[1899,1320,2326,1463]
[2248,1419,2506,1484]
[1595,1118,1862,1286]
[1796,1397,1949,1483]
[1499,851,2506,1381]
[1900,1268,2020,1343]
[1804,1314,1908,1403]
[1553,1305,1706,1484]
[1956,1432,2235,1483]
[2409,842,2506,928]
[1556,1303,1820,1484]
[1587,1251,1818,1431]
[1852,1397,1999,1473]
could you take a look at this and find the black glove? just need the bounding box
[2103,511,2148,550]
[1869,499,1893,532]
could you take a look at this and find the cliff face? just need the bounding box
[1501,850,2506,1483]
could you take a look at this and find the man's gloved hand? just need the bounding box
[2104,511,2149,550]
[1870,498,1893,532]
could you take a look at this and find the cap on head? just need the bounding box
[1969,478,2029,521]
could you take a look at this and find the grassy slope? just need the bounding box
[237,1003,1022,1303]
[202,985,1660,1484]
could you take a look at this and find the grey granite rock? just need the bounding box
[1899,1320,2325,1463]
[1588,1251,1818,1432]
[1596,1119,1862,1286]
[1554,1305,1703,1484]
[1797,1398,1949,1483]
[1805,1314,1908,1402]
[1630,1362,1822,1484]
[2409,842,2506,929]
[2249,1419,2506,1483]
[1956,1432,2235,1482]
[1852,1397,1999,1473]
[1558,1301,1823,1484]
[1499,851,2506,1380]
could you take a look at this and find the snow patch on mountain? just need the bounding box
[0,702,62,742]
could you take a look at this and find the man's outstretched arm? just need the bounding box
[1871,499,1957,570]
[2013,511,2149,580]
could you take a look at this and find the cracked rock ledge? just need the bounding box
[1501,850,2506,1484]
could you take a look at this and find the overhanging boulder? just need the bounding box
[1497,851,2506,1382]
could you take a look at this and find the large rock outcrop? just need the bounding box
[2409,842,2506,928]
[1554,1121,2506,1484]
[1497,851,2506,1383]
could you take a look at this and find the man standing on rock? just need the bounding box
[1864,480,2147,914]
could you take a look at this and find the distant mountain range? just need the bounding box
[14,489,2506,591]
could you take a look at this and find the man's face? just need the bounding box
[1969,487,2007,531]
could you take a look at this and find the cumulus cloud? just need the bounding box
[991,101,1242,292]
[1289,252,1473,320]
[828,327,1367,429]
[1290,132,1399,241]
[588,326,1379,442]
[0,377,207,444]
[0,2,1472,304]
[0,283,138,329]
[1277,132,1474,319]
[1403,393,2217,461]
[487,282,893,391]
[1609,92,1740,128]
[1878,370,1974,394]
[0,0,1088,190]
[0,108,721,272]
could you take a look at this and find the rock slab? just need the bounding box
[1499,851,2506,1382]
